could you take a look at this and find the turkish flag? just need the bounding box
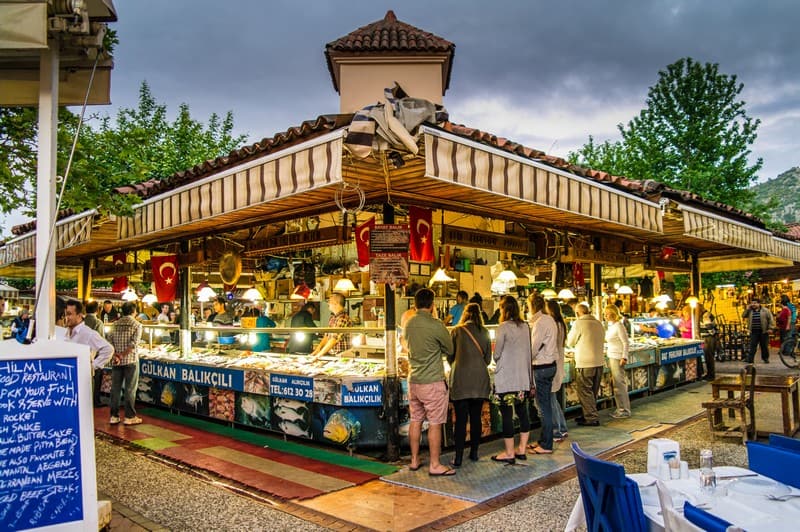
[409,206,434,262]
[151,255,179,302]
[572,262,585,286]
[355,217,375,267]
[111,253,128,292]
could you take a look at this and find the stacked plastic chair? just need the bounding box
[768,433,800,453]
[746,440,800,489]
[571,442,648,531]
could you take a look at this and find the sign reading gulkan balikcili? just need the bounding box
[441,225,529,254]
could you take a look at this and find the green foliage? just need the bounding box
[570,58,763,211]
[0,81,248,223]
[750,167,800,228]
[673,270,760,293]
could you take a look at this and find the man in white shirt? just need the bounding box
[64,299,114,370]
[566,302,605,426]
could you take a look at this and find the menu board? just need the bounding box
[0,340,98,531]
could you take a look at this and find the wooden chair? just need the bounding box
[702,364,756,443]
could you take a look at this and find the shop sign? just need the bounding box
[269,373,314,402]
[560,247,631,265]
[370,224,410,284]
[245,226,347,255]
[441,225,529,254]
[140,360,244,391]
[341,379,383,406]
[647,255,692,272]
[658,342,702,364]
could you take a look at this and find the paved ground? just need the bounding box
[98,350,798,531]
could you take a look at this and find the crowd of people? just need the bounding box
[401,288,639,477]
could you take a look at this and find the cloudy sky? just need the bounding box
[3,0,799,230]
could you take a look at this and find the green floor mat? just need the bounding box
[139,408,398,477]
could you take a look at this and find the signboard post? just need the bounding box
[0,339,99,531]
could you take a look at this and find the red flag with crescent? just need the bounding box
[409,206,434,262]
[151,254,179,302]
[355,217,375,267]
[111,253,128,293]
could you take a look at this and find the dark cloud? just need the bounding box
[106,0,799,180]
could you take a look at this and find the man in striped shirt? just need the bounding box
[742,298,775,364]
[107,302,143,425]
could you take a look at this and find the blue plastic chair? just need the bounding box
[571,442,648,532]
[746,440,800,489]
[768,433,800,453]
[683,501,733,532]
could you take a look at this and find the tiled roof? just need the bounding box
[325,10,455,92]
[11,113,766,240]
[326,10,454,54]
[114,114,352,199]
[11,208,77,236]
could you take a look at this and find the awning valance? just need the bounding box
[679,204,800,261]
[0,210,95,267]
[118,131,344,243]
[422,127,663,235]
[772,237,800,263]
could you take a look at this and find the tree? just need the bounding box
[570,58,762,209]
[0,81,248,221]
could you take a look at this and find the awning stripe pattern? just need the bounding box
[118,133,344,240]
[423,129,663,234]
[0,211,94,267]
[681,206,775,255]
[772,237,800,263]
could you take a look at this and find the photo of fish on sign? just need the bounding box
[180,384,209,416]
[271,397,311,439]
[236,392,271,429]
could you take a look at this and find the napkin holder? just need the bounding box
[647,438,680,479]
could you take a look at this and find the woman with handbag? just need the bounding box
[491,295,533,464]
[447,303,492,466]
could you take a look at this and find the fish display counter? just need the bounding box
[99,331,396,450]
[650,338,703,389]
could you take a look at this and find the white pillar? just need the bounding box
[35,42,59,339]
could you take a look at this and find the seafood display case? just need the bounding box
[124,325,394,450]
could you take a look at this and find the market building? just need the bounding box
[1,11,799,457]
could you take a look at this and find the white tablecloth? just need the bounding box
[566,466,800,532]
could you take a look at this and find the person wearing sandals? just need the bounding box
[604,304,631,418]
[545,299,569,442]
[447,303,492,466]
[527,295,558,455]
[491,295,533,464]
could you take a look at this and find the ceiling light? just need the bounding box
[121,287,138,301]
[429,267,455,285]
[334,278,357,294]
[616,285,634,295]
[557,288,576,300]
[142,292,158,305]
[541,288,557,299]
[497,269,518,283]
[243,286,263,302]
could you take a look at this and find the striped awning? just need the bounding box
[118,130,344,242]
[772,237,800,263]
[0,210,94,267]
[680,205,778,256]
[422,127,663,235]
